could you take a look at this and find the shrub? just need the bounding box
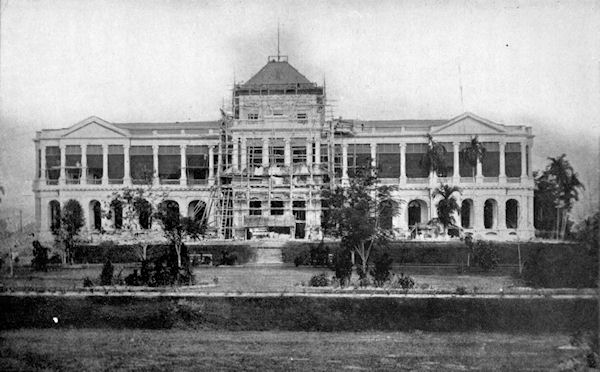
[309,273,330,287]
[522,244,597,288]
[48,253,62,265]
[455,286,467,295]
[309,243,330,266]
[83,277,94,287]
[218,250,237,266]
[99,260,114,286]
[471,241,499,271]
[31,240,49,271]
[395,273,415,289]
[370,253,393,287]
[124,269,141,286]
[333,248,353,286]
[294,251,309,267]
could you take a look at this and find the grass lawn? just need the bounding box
[0,329,580,371]
[1,264,520,293]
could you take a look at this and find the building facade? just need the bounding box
[33,56,535,242]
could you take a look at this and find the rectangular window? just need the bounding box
[292,146,307,164]
[438,142,453,177]
[348,144,371,178]
[86,145,103,184]
[45,146,61,181]
[187,146,209,183]
[130,146,153,184]
[247,144,263,167]
[376,143,400,178]
[297,113,307,120]
[273,110,284,117]
[482,142,499,177]
[158,146,180,183]
[249,200,262,216]
[405,143,428,178]
[270,200,284,216]
[505,143,521,177]
[247,113,258,120]
[108,145,124,183]
[292,200,306,221]
[65,145,81,184]
[269,144,285,166]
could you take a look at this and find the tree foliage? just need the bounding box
[432,183,462,233]
[321,166,399,273]
[460,136,486,177]
[54,199,84,264]
[420,134,447,176]
[534,154,584,239]
[154,200,204,280]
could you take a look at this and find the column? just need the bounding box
[123,144,131,185]
[152,144,159,186]
[452,142,460,184]
[101,144,109,185]
[180,144,187,186]
[473,199,484,230]
[342,143,349,181]
[208,145,215,185]
[370,143,377,169]
[476,157,483,184]
[262,137,269,167]
[314,139,321,165]
[527,195,534,229]
[81,144,87,185]
[306,140,313,167]
[520,141,527,181]
[527,140,533,179]
[284,138,291,167]
[59,144,66,185]
[497,197,507,230]
[232,136,239,171]
[399,143,406,185]
[498,141,506,184]
[240,138,247,171]
[40,145,47,184]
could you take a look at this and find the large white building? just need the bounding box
[33,55,535,243]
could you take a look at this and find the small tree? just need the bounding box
[432,183,462,235]
[420,134,447,176]
[31,240,49,271]
[55,199,84,264]
[154,200,204,281]
[321,166,399,274]
[460,136,486,178]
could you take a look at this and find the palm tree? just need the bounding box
[545,154,584,239]
[432,183,462,235]
[460,136,486,178]
[420,134,447,176]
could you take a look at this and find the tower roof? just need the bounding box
[241,60,313,88]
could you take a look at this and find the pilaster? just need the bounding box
[314,139,321,165]
[262,137,269,167]
[102,144,109,185]
[59,144,66,186]
[520,141,527,182]
[306,140,313,167]
[180,144,187,186]
[40,145,47,184]
[284,138,291,167]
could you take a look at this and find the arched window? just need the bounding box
[461,199,474,228]
[188,200,206,220]
[49,200,61,231]
[408,199,428,227]
[506,199,519,229]
[89,200,102,231]
[110,199,123,229]
[135,199,152,229]
[484,199,498,229]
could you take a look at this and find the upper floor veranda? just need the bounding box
[33,113,534,192]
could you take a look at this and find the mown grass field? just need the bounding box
[0,329,581,371]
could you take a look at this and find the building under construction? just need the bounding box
[33,54,536,242]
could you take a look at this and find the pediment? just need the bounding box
[62,116,128,138]
[432,113,505,135]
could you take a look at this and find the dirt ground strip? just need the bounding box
[0,329,584,371]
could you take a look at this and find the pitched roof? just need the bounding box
[242,61,313,88]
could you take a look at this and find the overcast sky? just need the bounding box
[1,0,599,227]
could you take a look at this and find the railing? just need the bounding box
[460,177,475,183]
[187,179,208,185]
[484,177,499,183]
[109,179,123,185]
[66,178,80,185]
[87,178,102,185]
[160,179,180,185]
[507,177,521,183]
[46,179,59,185]
[407,177,428,184]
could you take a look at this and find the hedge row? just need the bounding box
[71,243,256,265]
[1,295,596,333]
